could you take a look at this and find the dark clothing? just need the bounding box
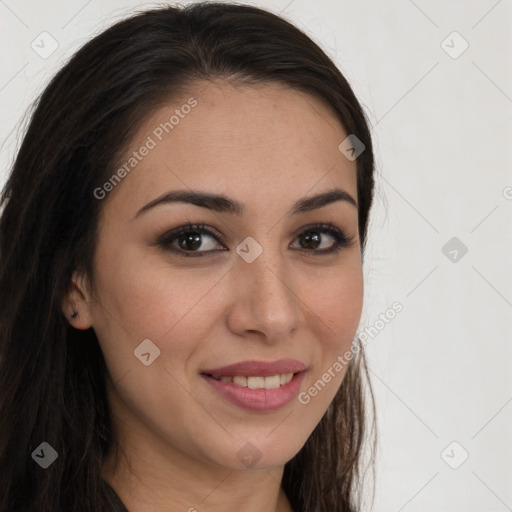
[105,482,129,512]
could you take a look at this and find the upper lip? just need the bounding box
[201,359,306,378]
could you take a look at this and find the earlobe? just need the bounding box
[61,271,94,330]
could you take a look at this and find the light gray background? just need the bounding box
[1,1,511,510]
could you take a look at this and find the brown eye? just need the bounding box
[176,232,203,251]
[297,230,324,250]
[157,223,226,257]
[291,223,353,255]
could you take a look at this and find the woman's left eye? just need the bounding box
[290,223,353,255]
[156,222,353,258]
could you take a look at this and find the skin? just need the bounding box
[62,80,363,512]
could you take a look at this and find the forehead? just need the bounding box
[106,80,357,215]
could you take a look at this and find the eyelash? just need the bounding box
[156,221,354,258]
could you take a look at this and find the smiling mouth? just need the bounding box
[200,368,306,412]
[204,373,297,389]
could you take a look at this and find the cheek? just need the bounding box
[304,260,363,343]
[91,244,227,363]
[301,260,363,392]
[92,241,214,338]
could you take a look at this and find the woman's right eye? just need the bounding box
[156,223,227,257]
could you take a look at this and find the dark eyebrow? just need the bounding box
[134,187,357,219]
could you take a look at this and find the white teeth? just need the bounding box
[213,373,295,389]
[247,376,265,389]
[280,373,293,385]
[232,375,247,387]
[264,375,281,389]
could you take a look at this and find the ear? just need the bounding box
[61,270,95,330]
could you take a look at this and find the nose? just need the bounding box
[226,246,303,343]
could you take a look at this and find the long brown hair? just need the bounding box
[0,3,376,511]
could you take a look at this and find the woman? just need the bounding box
[0,3,376,511]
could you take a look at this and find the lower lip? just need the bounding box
[201,371,306,412]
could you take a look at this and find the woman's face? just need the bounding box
[70,80,363,473]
